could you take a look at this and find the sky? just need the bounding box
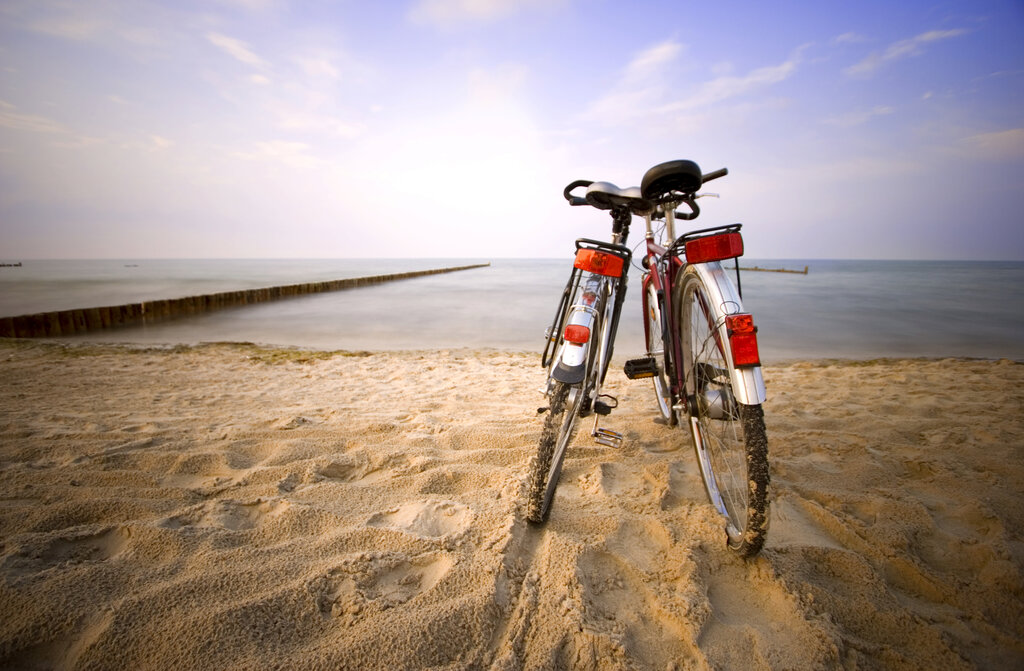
[1,0,1022,260]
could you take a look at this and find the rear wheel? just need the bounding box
[676,267,769,557]
[644,283,675,425]
[526,381,584,523]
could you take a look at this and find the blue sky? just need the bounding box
[1,0,1021,259]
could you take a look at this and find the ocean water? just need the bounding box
[1,258,1022,362]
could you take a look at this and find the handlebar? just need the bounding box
[666,166,728,220]
[702,167,728,183]
[563,180,593,206]
[675,197,700,220]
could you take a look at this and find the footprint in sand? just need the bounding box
[573,547,694,666]
[311,552,454,622]
[163,499,290,532]
[366,501,472,538]
[2,526,131,575]
[273,415,315,430]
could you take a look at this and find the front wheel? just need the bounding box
[676,267,769,557]
[525,381,583,523]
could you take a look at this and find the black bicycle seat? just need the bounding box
[640,160,702,200]
[585,182,653,214]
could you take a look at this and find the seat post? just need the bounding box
[665,206,677,243]
[611,206,631,246]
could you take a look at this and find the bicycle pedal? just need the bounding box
[624,357,658,379]
[593,428,623,448]
[593,394,618,416]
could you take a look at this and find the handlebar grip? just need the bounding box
[563,179,593,206]
[675,198,701,221]
[701,167,728,183]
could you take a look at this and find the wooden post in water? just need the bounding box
[0,263,491,338]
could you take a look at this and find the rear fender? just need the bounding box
[551,302,598,385]
[694,263,766,405]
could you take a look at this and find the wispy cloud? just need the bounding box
[657,48,803,113]
[824,105,895,127]
[832,32,868,46]
[583,41,801,129]
[233,140,319,168]
[0,100,66,133]
[960,128,1024,161]
[276,110,364,138]
[21,3,162,46]
[845,29,966,77]
[582,40,684,124]
[408,0,560,26]
[207,32,265,67]
[28,16,106,41]
[151,135,172,150]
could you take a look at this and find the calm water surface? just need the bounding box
[2,258,1022,362]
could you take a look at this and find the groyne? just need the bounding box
[739,265,809,275]
[0,263,490,339]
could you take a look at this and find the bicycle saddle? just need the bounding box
[640,159,703,199]
[585,182,654,214]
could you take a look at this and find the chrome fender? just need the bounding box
[551,302,598,384]
[694,262,767,405]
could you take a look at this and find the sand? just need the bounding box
[0,340,1022,670]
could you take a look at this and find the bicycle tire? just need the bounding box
[676,266,769,557]
[525,380,583,523]
[644,283,675,425]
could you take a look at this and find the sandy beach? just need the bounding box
[0,340,1022,670]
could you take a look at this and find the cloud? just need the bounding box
[657,49,802,113]
[0,100,66,133]
[582,40,684,124]
[832,32,868,46]
[582,41,801,132]
[626,41,683,77]
[21,2,162,46]
[824,105,894,127]
[28,16,106,41]
[960,128,1024,161]
[275,110,364,138]
[408,0,558,26]
[206,32,265,67]
[294,55,339,79]
[232,140,319,168]
[845,29,967,77]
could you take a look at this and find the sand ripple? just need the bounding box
[0,342,1022,669]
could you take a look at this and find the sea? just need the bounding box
[1,258,1022,362]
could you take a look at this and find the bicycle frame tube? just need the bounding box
[691,262,767,405]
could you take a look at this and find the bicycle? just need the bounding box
[525,159,769,558]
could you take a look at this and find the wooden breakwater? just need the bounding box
[0,263,490,339]
[739,265,809,275]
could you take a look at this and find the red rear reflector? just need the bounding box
[564,324,590,344]
[574,249,624,277]
[685,232,743,264]
[725,314,760,367]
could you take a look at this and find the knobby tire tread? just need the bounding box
[526,382,569,523]
[734,403,769,558]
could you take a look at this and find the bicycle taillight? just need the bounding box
[564,324,590,344]
[725,313,760,367]
[685,231,743,264]
[574,249,624,277]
